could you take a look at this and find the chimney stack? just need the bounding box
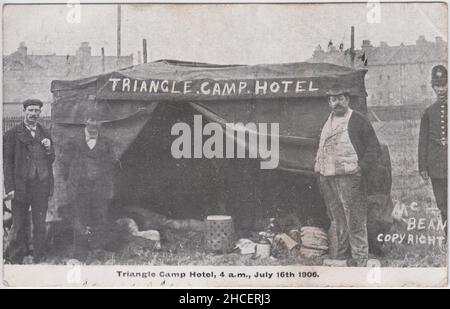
[77,42,92,72]
[18,41,27,56]
[18,42,27,64]
[78,42,92,57]
[416,35,427,46]
[361,39,373,50]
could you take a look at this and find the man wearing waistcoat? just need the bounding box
[61,118,117,261]
[315,84,381,266]
[419,65,448,236]
[3,99,55,264]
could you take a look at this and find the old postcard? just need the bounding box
[1,1,448,288]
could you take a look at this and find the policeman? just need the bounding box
[418,65,447,233]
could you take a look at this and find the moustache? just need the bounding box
[332,104,345,109]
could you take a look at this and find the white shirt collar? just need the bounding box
[85,128,98,141]
[24,121,37,131]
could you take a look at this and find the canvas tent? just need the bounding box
[49,60,389,229]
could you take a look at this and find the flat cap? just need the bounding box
[23,99,43,109]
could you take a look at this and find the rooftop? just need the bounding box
[309,35,447,67]
[3,42,133,103]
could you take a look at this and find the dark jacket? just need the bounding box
[3,122,55,201]
[61,130,117,202]
[347,110,382,176]
[418,100,447,179]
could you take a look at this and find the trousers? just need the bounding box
[6,177,49,263]
[431,178,447,235]
[319,174,368,263]
[72,180,110,261]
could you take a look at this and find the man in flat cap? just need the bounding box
[419,65,448,235]
[61,117,117,261]
[3,99,55,264]
[315,84,381,266]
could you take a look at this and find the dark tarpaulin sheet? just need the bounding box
[48,107,158,222]
[52,60,367,104]
[51,78,157,125]
[47,60,374,221]
[190,100,322,174]
[189,92,366,173]
[95,71,365,102]
[50,60,368,172]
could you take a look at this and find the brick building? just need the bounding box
[309,36,447,107]
[3,42,133,117]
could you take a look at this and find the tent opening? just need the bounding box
[111,101,330,231]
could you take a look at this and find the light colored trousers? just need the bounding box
[319,174,368,262]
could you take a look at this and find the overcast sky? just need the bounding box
[2,2,448,65]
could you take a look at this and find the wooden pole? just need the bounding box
[143,38,148,64]
[350,26,355,68]
[101,47,105,72]
[117,5,121,58]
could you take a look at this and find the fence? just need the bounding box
[2,116,52,134]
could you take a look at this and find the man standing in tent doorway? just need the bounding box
[3,99,55,264]
[419,65,448,236]
[315,83,381,267]
[61,118,117,262]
